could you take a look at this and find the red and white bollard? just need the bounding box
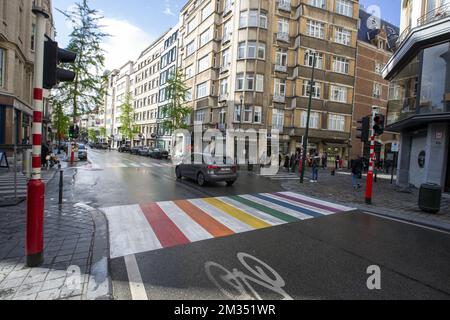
[27,2,49,267]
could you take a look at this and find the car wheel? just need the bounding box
[226,180,235,187]
[175,167,182,179]
[197,172,206,186]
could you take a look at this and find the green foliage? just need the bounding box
[99,126,107,139]
[88,128,98,143]
[51,98,70,140]
[55,0,109,123]
[119,92,137,142]
[162,69,192,132]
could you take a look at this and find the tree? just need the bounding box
[99,126,107,140]
[88,128,98,143]
[56,0,109,124]
[162,69,192,132]
[119,92,138,143]
[51,98,70,149]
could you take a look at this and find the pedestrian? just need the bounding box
[321,153,327,169]
[335,155,340,170]
[290,153,296,173]
[41,142,49,169]
[310,152,320,182]
[284,154,290,171]
[351,155,363,189]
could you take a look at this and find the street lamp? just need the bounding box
[300,50,317,184]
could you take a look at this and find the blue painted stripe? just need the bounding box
[252,194,324,218]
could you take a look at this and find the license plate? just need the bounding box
[221,168,231,172]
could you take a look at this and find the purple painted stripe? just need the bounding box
[274,193,341,213]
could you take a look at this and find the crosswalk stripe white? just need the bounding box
[261,193,335,215]
[281,191,355,212]
[102,204,162,259]
[157,201,213,242]
[124,254,148,300]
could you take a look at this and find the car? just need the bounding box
[175,154,238,187]
[130,146,142,155]
[118,144,131,153]
[78,144,87,160]
[138,147,152,157]
[150,148,169,159]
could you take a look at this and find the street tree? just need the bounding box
[51,99,70,150]
[55,0,109,124]
[99,126,107,140]
[88,128,98,143]
[119,92,138,144]
[162,69,192,132]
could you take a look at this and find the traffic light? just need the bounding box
[68,125,80,139]
[356,116,370,142]
[373,114,385,136]
[43,40,77,89]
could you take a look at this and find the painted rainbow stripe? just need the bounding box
[102,192,356,259]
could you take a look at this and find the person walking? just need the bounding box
[289,153,296,173]
[310,152,320,182]
[351,155,363,189]
[321,153,327,169]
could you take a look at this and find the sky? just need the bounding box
[53,0,402,72]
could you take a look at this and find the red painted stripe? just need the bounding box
[32,134,41,146]
[140,203,190,248]
[33,111,42,123]
[33,88,43,101]
[32,156,41,169]
[274,193,341,213]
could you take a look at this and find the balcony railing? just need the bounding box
[220,63,231,73]
[223,5,232,17]
[274,64,288,73]
[278,1,291,12]
[273,94,286,103]
[417,3,450,26]
[222,33,232,44]
[219,94,228,102]
[277,32,290,42]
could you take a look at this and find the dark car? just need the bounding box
[78,144,87,160]
[138,147,152,157]
[130,146,143,155]
[118,144,131,153]
[175,154,238,186]
[150,148,169,159]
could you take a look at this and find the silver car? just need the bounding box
[175,154,238,186]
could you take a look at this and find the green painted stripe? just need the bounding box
[229,195,299,223]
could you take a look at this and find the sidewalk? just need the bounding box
[278,168,450,232]
[0,163,111,300]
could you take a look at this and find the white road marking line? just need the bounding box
[281,191,355,212]
[124,254,148,300]
[141,163,153,168]
[261,193,334,215]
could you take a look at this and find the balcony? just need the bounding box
[223,5,232,17]
[222,33,232,44]
[273,95,286,103]
[220,63,231,73]
[278,1,291,12]
[277,32,290,43]
[218,123,227,131]
[274,64,287,73]
[218,94,228,102]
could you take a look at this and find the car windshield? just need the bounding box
[203,155,234,165]
[78,144,86,150]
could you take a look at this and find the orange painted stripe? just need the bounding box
[174,200,235,238]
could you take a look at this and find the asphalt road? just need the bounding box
[72,148,450,300]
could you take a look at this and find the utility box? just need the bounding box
[418,183,442,213]
[22,149,32,179]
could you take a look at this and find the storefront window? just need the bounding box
[419,42,450,114]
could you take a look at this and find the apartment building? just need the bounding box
[177,0,359,165]
[350,8,399,161]
[133,35,165,147]
[0,0,54,146]
[157,25,180,151]
[383,0,450,190]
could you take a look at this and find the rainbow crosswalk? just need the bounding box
[102,191,356,258]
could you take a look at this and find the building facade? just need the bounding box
[0,0,54,147]
[350,9,399,162]
[384,0,450,190]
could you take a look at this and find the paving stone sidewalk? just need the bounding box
[278,167,450,231]
[0,165,110,300]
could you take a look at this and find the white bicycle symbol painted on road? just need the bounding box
[205,252,293,300]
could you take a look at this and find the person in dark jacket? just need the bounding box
[311,153,320,182]
[351,156,364,189]
[41,143,50,168]
[290,153,296,173]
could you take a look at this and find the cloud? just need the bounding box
[100,18,154,71]
[163,0,176,16]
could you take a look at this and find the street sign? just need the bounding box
[391,142,399,152]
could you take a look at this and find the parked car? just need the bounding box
[130,146,142,155]
[78,144,88,160]
[118,144,131,153]
[175,154,238,186]
[138,147,152,157]
[150,148,169,159]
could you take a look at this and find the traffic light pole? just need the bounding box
[27,2,49,267]
[365,107,378,205]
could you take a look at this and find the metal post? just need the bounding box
[390,152,397,184]
[26,1,49,267]
[14,145,17,200]
[365,107,377,204]
[58,164,63,205]
[300,52,317,184]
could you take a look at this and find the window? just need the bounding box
[274,79,286,96]
[254,106,262,123]
[332,56,350,74]
[239,10,248,28]
[335,27,351,46]
[240,10,267,29]
[375,62,384,75]
[373,83,382,99]
[243,106,253,122]
[236,73,244,90]
[256,75,264,92]
[234,105,241,122]
[330,85,348,103]
[336,0,353,17]
[201,4,213,21]
[302,80,321,98]
[309,0,326,9]
[259,12,268,28]
[328,114,345,131]
[246,74,254,90]
[185,65,194,79]
[249,10,258,27]
[306,20,325,39]
[223,20,232,41]
[278,18,289,34]
[276,49,288,66]
[247,41,257,59]
[199,29,211,47]
[31,24,36,51]
[272,109,284,129]
[197,82,208,98]
[219,109,226,125]
[186,40,196,56]
[257,43,266,60]
[198,55,210,73]
[196,110,205,123]
[304,51,323,69]
[187,18,197,34]
[238,42,246,59]
[222,48,231,67]
[220,79,228,96]
[301,111,320,129]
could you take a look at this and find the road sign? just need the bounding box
[391,142,399,152]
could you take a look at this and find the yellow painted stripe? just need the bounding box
[203,198,272,229]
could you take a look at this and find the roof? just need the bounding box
[358,8,400,52]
